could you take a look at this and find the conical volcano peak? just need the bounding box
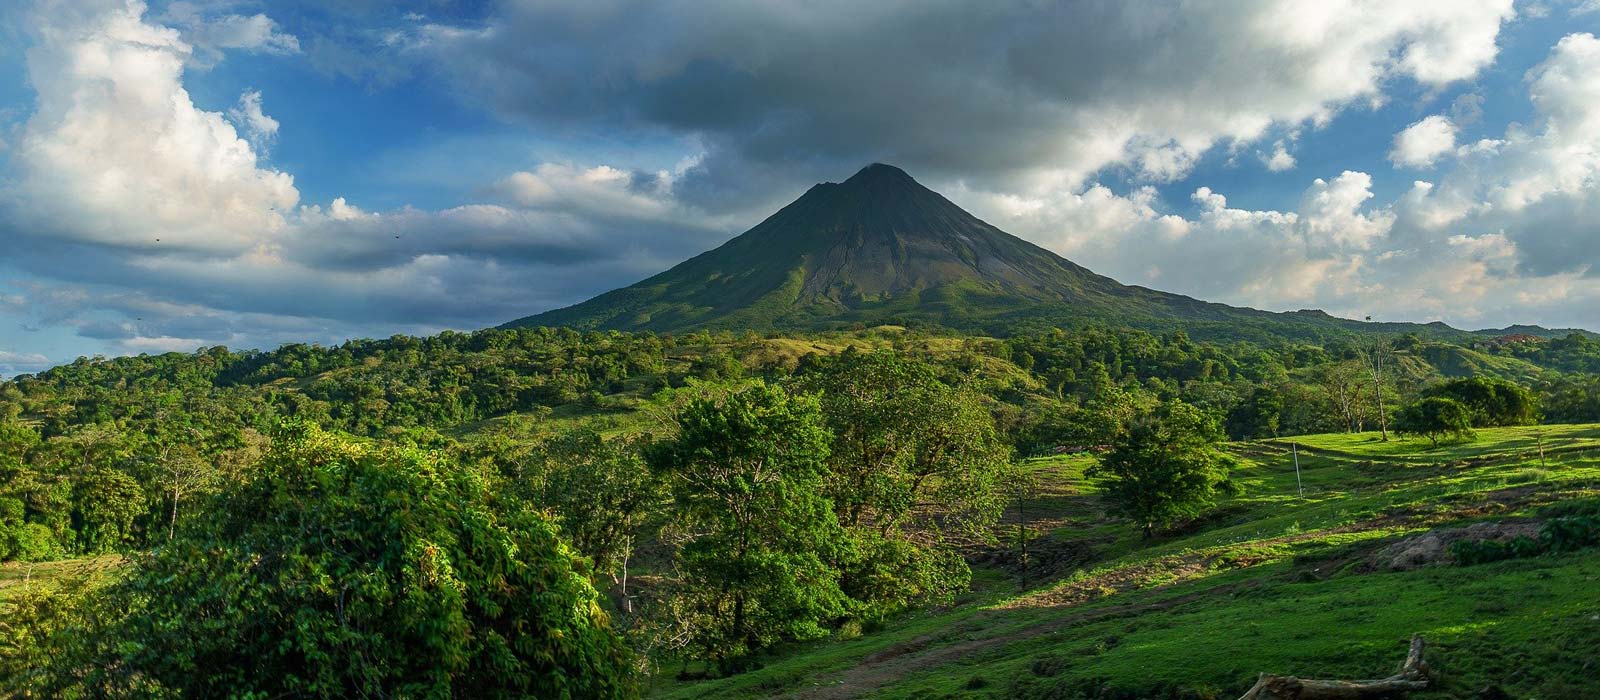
[504,162,1517,339]
[504,162,1219,334]
[795,162,969,232]
[843,162,918,186]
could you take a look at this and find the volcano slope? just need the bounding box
[506,164,1564,344]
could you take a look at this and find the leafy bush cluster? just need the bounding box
[1451,516,1600,566]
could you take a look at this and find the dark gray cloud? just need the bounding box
[409,0,1515,206]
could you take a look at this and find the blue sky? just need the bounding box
[3,0,1600,375]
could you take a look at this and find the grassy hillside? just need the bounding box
[652,425,1600,699]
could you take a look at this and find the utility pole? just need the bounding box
[1365,316,1389,441]
[1293,442,1303,497]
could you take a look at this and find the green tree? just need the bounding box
[529,429,663,610]
[1225,386,1283,440]
[1425,377,1537,427]
[1395,396,1476,447]
[70,468,144,555]
[48,422,635,699]
[0,497,63,562]
[648,383,847,672]
[796,350,1013,611]
[1087,401,1235,538]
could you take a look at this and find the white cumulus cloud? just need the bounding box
[1260,141,1297,172]
[404,0,1516,203]
[1389,115,1458,168]
[228,89,279,152]
[159,1,299,67]
[0,350,53,377]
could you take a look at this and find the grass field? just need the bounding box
[655,425,1600,699]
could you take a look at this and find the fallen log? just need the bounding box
[1237,636,1429,700]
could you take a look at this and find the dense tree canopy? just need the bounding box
[2,323,1597,690]
[40,422,636,699]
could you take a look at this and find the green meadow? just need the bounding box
[652,426,1600,699]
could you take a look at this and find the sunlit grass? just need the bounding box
[656,424,1600,699]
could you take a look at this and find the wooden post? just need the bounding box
[1016,484,1029,591]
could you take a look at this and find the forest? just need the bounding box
[2,324,1599,697]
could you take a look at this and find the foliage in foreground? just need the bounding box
[25,422,636,700]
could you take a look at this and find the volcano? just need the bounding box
[503,164,1532,341]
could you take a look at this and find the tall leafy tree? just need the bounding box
[796,349,1014,611]
[648,383,847,672]
[528,429,663,609]
[1088,401,1236,538]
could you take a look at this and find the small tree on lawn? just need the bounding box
[1394,396,1475,447]
[1087,401,1235,538]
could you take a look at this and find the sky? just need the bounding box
[3,0,1600,375]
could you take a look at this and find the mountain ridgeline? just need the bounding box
[504,164,1569,341]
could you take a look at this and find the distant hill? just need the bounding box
[505,164,1576,342]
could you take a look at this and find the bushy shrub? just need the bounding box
[8,523,63,563]
[1541,515,1600,553]
[0,498,64,563]
[1393,397,1475,447]
[1452,516,1600,565]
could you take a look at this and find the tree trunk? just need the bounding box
[1237,636,1429,700]
[169,488,180,541]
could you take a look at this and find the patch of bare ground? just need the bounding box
[1368,521,1541,571]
